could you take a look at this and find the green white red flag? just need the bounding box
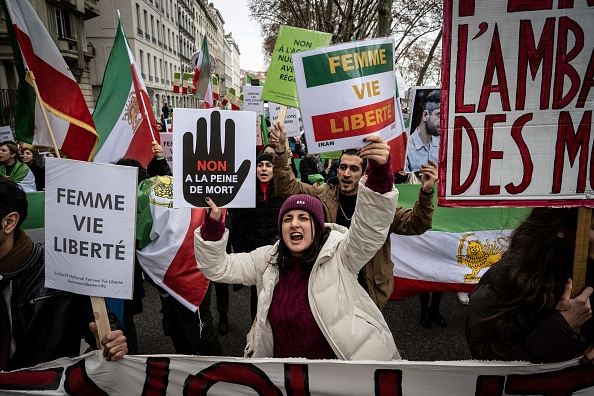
[2,0,98,160]
[173,71,181,94]
[231,92,243,110]
[212,75,220,101]
[92,18,159,167]
[193,36,213,108]
[221,87,237,108]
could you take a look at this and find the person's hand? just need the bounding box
[268,121,286,152]
[205,197,222,221]
[152,141,164,157]
[556,278,593,329]
[89,322,128,362]
[581,344,594,364]
[420,160,438,193]
[182,111,251,207]
[358,135,390,165]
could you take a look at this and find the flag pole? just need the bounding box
[27,71,61,158]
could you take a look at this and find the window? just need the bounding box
[147,53,151,77]
[151,15,155,37]
[55,8,71,38]
[144,11,148,34]
[139,50,144,73]
[136,4,141,31]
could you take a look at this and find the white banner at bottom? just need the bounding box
[1,352,593,395]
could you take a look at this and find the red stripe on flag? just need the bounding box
[390,276,476,300]
[388,132,407,172]
[163,208,210,308]
[311,97,395,142]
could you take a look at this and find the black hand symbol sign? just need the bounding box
[183,111,251,207]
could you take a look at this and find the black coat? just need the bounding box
[226,182,284,253]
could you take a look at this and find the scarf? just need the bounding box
[0,230,34,370]
[0,161,31,184]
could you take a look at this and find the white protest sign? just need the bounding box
[44,158,137,299]
[5,352,593,395]
[0,126,12,143]
[173,109,256,208]
[243,85,264,115]
[269,102,301,137]
[293,37,405,153]
[440,0,594,207]
[159,132,173,171]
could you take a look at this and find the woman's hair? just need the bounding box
[273,218,331,274]
[480,207,579,357]
[0,141,21,161]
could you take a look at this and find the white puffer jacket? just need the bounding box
[194,182,401,361]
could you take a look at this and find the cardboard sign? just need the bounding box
[269,103,301,137]
[261,25,333,107]
[293,37,405,154]
[0,126,12,143]
[173,109,256,208]
[159,132,173,171]
[44,158,137,299]
[243,85,264,115]
[440,0,594,207]
[4,352,593,395]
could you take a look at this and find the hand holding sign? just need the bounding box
[183,111,251,207]
[269,121,287,153]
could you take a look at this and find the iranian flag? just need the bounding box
[173,71,181,94]
[212,75,220,102]
[193,36,213,108]
[136,176,211,311]
[92,18,159,168]
[2,0,98,160]
[221,87,237,108]
[231,92,243,110]
[390,185,531,299]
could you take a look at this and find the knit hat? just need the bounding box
[278,194,325,231]
[256,152,273,165]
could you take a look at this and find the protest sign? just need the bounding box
[293,37,406,154]
[44,158,137,299]
[440,0,594,207]
[2,352,593,395]
[0,125,12,142]
[261,25,332,108]
[173,109,256,208]
[159,132,173,170]
[243,85,264,115]
[408,86,440,135]
[269,103,301,137]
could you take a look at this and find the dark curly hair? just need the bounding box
[479,207,579,357]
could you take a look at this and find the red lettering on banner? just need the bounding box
[184,362,283,395]
[0,368,63,391]
[474,375,505,396]
[552,17,584,109]
[505,364,594,394]
[452,116,480,195]
[459,0,475,16]
[552,111,592,193]
[478,25,511,113]
[559,0,594,8]
[576,45,594,108]
[64,360,108,395]
[142,357,171,396]
[285,364,310,396]
[375,369,402,396]
[311,97,394,142]
[455,24,475,113]
[505,113,534,194]
[480,115,506,195]
[197,160,227,172]
[516,19,555,111]
[508,0,553,12]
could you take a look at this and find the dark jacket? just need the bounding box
[466,258,588,363]
[2,243,121,371]
[226,182,284,253]
[273,151,434,309]
[299,154,325,184]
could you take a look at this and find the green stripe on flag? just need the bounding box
[302,43,393,88]
[396,185,531,233]
[92,22,133,154]
[22,192,44,229]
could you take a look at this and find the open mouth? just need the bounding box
[290,232,303,242]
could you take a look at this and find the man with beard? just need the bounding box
[405,90,441,175]
[269,127,437,311]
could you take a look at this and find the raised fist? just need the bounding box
[183,111,251,207]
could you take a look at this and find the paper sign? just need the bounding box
[159,132,173,170]
[243,85,264,115]
[261,25,332,107]
[173,109,256,208]
[293,37,405,154]
[439,0,594,207]
[44,158,137,299]
[0,126,12,143]
[269,103,301,138]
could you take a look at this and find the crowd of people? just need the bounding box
[1,103,594,370]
